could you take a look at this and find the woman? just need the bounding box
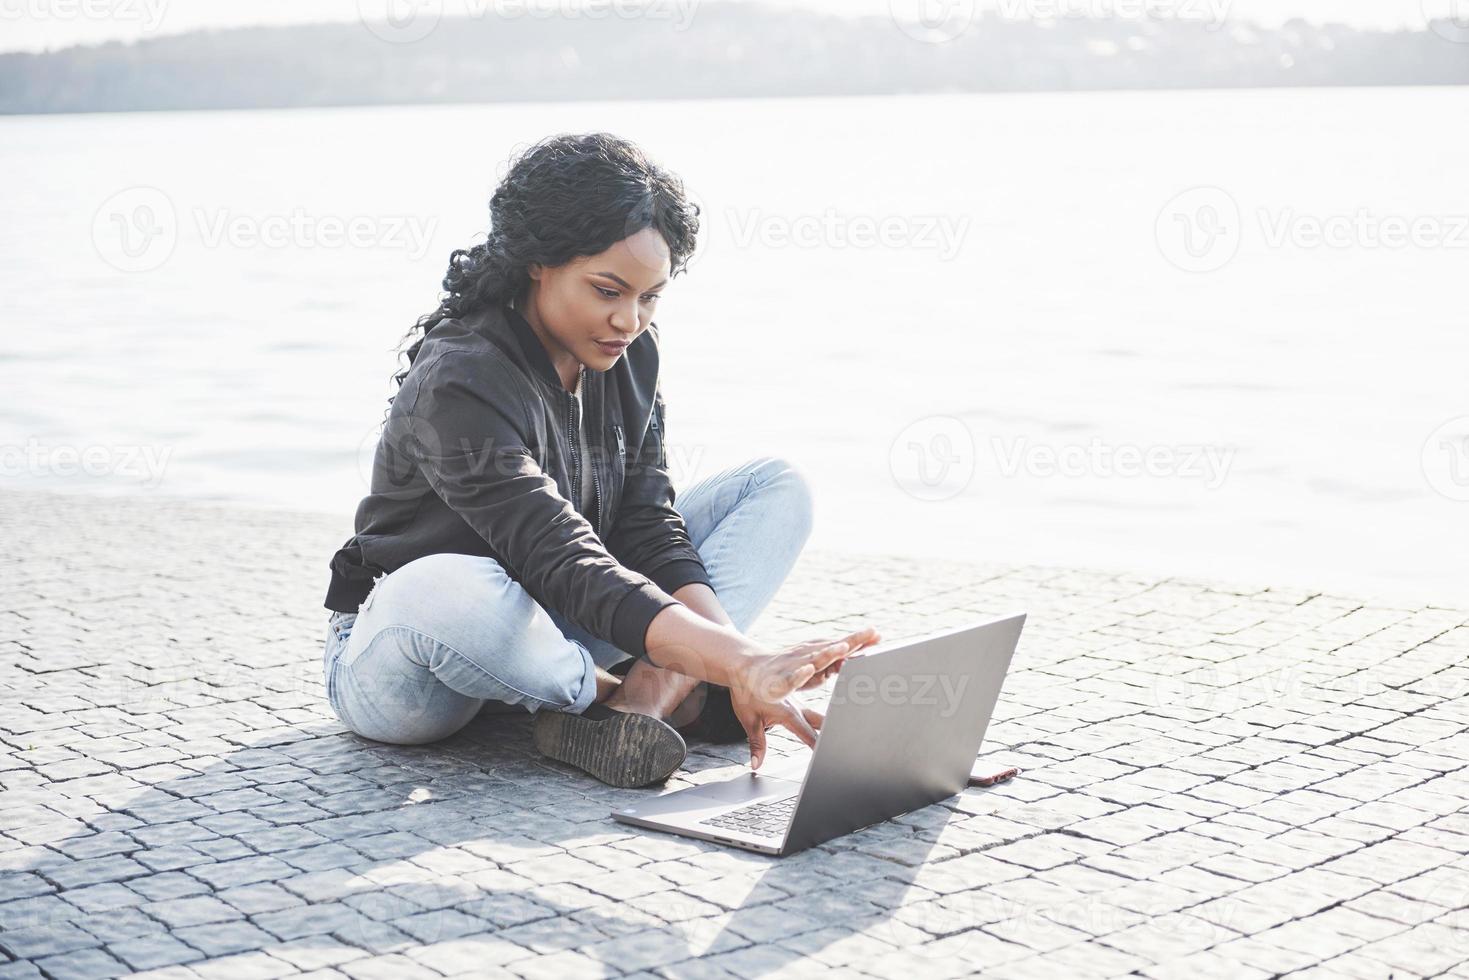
[322,132,879,788]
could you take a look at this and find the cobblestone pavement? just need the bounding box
[1,488,1467,980]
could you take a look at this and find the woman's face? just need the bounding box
[525,226,672,387]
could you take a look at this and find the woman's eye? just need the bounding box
[597,286,658,304]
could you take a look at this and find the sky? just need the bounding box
[0,0,1442,54]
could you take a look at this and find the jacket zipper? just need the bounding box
[649,396,666,467]
[567,367,600,534]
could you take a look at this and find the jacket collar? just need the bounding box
[502,302,574,392]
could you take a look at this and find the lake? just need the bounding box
[2,86,1465,606]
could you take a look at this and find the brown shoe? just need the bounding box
[532,702,687,788]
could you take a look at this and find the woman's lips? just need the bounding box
[596,340,629,355]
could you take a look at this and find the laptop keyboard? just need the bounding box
[700,795,798,837]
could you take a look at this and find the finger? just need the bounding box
[790,663,816,689]
[781,703,819,749]
[805,640,851,675]
[747,721,767,771]
[798,666,837,691]
[802,706,825,730]
[843,627,882,651]
[766,662,815,702]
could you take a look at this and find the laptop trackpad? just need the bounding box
[686,771,801,804]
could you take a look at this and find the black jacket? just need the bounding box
[324,302,713,660]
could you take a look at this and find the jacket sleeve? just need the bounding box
[604,377,716,599]
[404,349,678,660]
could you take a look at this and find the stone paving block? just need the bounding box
[216,881,307,915]
[28,947,129,980]
[173,920,280,957]
[106,934,205,972]
[185,855,296,890]
[0,919,104,960]
[141,894,243,928]
[1,489,1466,978]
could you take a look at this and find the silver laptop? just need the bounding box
[610,612,1026,856]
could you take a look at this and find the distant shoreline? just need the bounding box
[2,79,1465,120]
[3,9,1465,116]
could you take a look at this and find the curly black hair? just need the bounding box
[386,132,701,414]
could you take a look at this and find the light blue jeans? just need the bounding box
[322,456,814,745]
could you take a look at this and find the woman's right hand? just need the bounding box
[728,627,882,769]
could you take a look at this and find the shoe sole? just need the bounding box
[533,706,687,788]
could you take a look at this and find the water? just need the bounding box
[2,87,1465,606]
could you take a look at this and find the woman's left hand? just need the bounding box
[728,688,827,770]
